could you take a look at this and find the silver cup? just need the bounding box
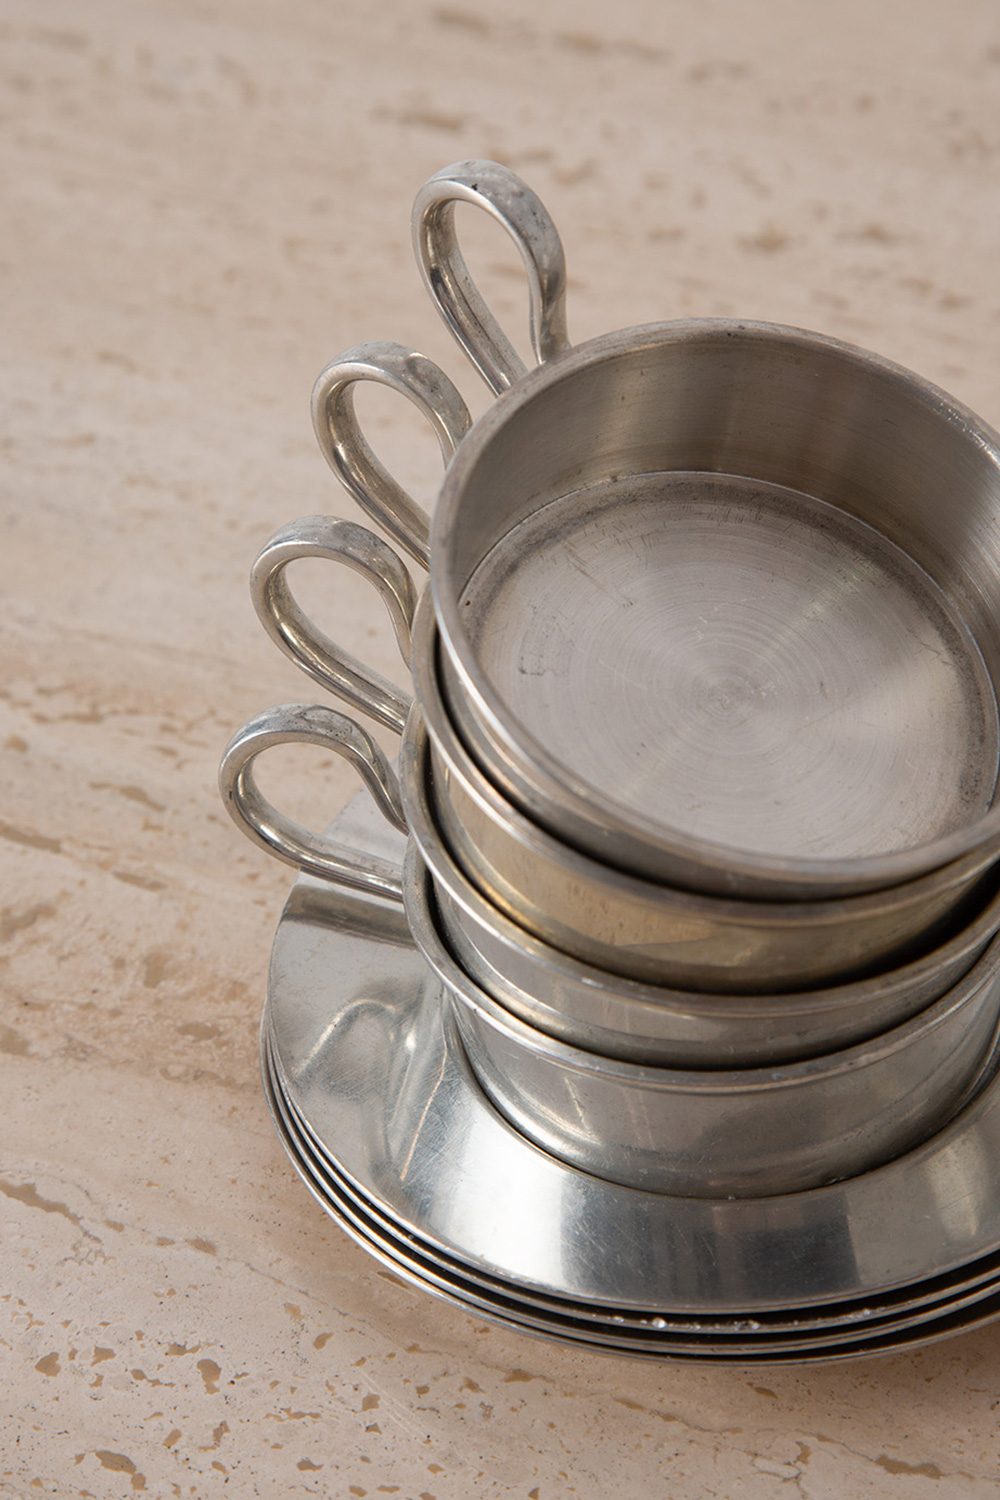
[219,707,1000,1198]
[239,518,1000,994]
[305,160,1000,902]
[407,840,1000,1199]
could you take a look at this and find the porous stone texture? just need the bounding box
[4,0,1000,1495]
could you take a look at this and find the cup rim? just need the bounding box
[429,316,1000,897]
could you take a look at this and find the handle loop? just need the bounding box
[251,516,416,735]
[311,339,471,568]
[412,159,571,395]
[219,704,406,899]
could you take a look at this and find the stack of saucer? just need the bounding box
[221,161,1000,1358]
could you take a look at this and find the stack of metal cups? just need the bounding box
[222,160,1000,1209]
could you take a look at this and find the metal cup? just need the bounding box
[257,155,1000,919]
[413,162,1000,901]
[403,710,1000,1065]
[218,709,1000,1197]
[220,685,1000,1065]
[404,842,1000,1198]
[301,161,1000,902]
[239,513,1000,994]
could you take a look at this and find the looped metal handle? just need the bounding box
[251,516,416,736]
[219,703,407,899]
[311,339,472,569]
[413,159,571,395]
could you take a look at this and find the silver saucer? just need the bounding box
[263,794,1000,1354]
[269,1027,1000,1326]
[264,1031,1000,1359]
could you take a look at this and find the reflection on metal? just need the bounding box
[223,159,1000,1360]
[262,793,1000,1360]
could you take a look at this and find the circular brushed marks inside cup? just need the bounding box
[462,473,999,861]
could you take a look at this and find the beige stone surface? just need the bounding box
[5,0,1000,1494]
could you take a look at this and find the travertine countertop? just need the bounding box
[5,1,1000,1494]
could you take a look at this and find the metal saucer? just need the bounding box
[263,1023,1000,1362]
[263,793,1000,1346]
[265,1027,1000,1334]
[271,1018,1000,1328]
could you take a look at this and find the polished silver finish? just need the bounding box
[406,843,1000,1198]
[244,518,1000,993]
[264,1034,1000,1362]
[434,873,1000,1065]
[224,157,1000,1357]
[251,516,416,734]
[451,472,997,865]
[310,340,471,567]
[263,791,1000,1345]
[412,160,571,395]
[412,161,1000,898]
[221,671,1000,1068]
[415,778,1000,1066]
[268,1037,1000,1334]
[261,163,1000,901]
[218,702,406,899]
[407,607,1000,991]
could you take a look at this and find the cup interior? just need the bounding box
[432,321,1000,884]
